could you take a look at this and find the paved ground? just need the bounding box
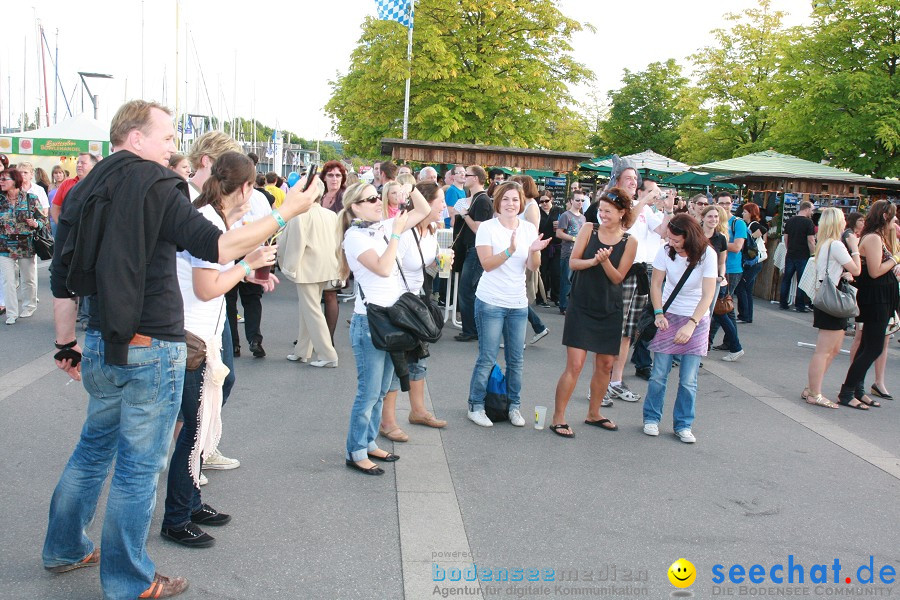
[2,266,899,599]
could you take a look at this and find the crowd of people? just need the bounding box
[14,98,894,599]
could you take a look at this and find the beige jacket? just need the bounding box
[277,203,342,284]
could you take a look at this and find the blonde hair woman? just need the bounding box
[802,208,861,408]
[382,181,405,220]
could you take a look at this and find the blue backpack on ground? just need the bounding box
[484,364,510,422]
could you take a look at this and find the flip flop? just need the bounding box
[838,398,869,411]
[584,418,618,431]
[549,424,575,438]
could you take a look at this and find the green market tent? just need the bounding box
[0,114,110,158]
[662,171,737,190]
[698,150,868,180]
[524,169,556,179]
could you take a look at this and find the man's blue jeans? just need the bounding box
[346,314,393,462]
[458,250,484,337]
[558,255,573,311]
[780,257,811,309]
[43,330,186,600]
[467,298,527,412]
[642,352,701,432]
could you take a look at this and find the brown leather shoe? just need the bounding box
[378,426,409,442]
[45,548,100,573]
[408,413,447,428]
[138,573,189,599]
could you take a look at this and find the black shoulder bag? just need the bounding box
[635,261,696,342]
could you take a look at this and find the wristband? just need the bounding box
[851,251,860,256]
[391,233,401,241]
[55,340,77,350]
[239,260,252,276]
[893,254,900,265]
[271,209,286,228]
[653,309,663,315]
[504,248,512,258]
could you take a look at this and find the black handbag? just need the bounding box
[32,225,54,260]
[635,262,696,342]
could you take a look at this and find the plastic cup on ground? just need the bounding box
[534,406,547,430]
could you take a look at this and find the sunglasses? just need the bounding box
[694,201,708,207]
[357,195,380,205]
[539,199,551,204]
[0,177,12,181]
[464,173,477,177]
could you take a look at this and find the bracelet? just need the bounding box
[271,209,286,228]
[55,340,77,350]
[391,233,401,241]
[653,309,663,315]
[238,260,252,276]
[689,317,699,325]
[893,254,900,265]
[851,251,860,256]
[504,248,512,258]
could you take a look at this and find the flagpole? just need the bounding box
[402,0,414,140]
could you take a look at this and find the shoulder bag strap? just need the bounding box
[383,235,412,293]
[411,227,435,297]
[661,262,696,313]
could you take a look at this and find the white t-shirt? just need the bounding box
[26,184,50,211]
[177,205,233,339]
[815,239,853,287]
[397,228,438,295]
[628,204,664,264]
[475,218,539,309]
[343,218,403,315]
[652,245,718,317]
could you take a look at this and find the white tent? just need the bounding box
[590,149,690,174]
[1,113,110,159]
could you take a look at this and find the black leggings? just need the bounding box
[840,307,891,401]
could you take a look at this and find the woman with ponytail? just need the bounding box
[161,152,279,547]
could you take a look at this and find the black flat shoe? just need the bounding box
[345,459,385,475]
[190,504,231,526]
[367,452,400,462]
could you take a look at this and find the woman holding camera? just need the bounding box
[340,182,431,475]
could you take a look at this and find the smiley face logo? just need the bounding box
[668,558,696,588]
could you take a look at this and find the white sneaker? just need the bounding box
[530,328,550,344]
[5,317,15,325]
[286,354,308,363]
[722,350,744,362]
[467,410,493,427]
[643,423,660,436]
[199,472,208,486]
[675,429,696,443]
[508,409,525,427]
[587,391,614,407]
[203,449,240,470]
[19,308,35,318]
[608,382,640,402]
[309,359,338,368]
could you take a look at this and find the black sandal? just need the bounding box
[870,384,893,400]
[584,418,618,431]
[549,424,575,438]
[838,398,869,411]
[857,395,881,408]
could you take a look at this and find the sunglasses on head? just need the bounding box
[357,195,380,205]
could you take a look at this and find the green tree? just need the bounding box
[594,59,690,158]
[770,0,900,177]
[325,0,594,157]
[677,0,789,163]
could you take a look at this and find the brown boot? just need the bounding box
[138,573,189,599]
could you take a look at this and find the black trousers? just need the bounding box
[839,306,891,402]
[226,281,263,347]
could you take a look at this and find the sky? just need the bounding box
[2,0,813,143]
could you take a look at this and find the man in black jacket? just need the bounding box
[43,100,318,599]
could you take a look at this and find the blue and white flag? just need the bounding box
[375,0,413,28]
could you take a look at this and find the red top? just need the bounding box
[51,177,80,207]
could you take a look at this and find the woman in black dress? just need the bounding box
[837,200,900,408]
[550,188,637,437]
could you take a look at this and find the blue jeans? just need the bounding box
[458,250,484,336]
[558,255,572,311]
[709,273,742,351]
[735,261,763,322]
[162,360,205,529]
[642,352,701,432]
[467,298,527,411]
[346,314,394,462]
[43,330,186,600]
[221,324,235,405]
[780,257,810,309]
[527,305,546,334]
[389,355,428,391]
